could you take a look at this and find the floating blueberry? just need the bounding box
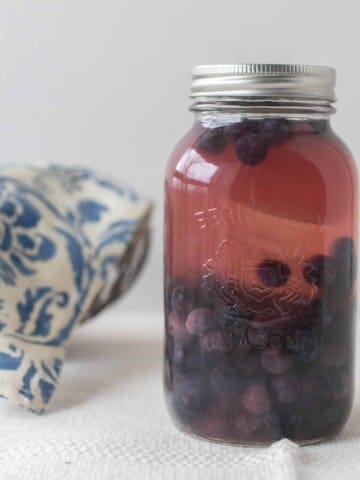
[303,254,335,288]
[201,329,233,354]
[173,378,211,417]
[185,308,214,335]
[210,364,244,395]
[235,133,268,165]
[170,286,189,317]
[260,348,292,375]
[257,259,291,287]
[301,371,331,406]
[286,330,323,363]
[224,120,260,141]
[242,384,272,415]
[258,119,289,145]
[271,373,300,404]
[196,127,226,154]
[308,119,328,134]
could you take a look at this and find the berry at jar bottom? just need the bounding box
[164,236,356,444]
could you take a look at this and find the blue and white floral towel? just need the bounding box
[0,166,151,413]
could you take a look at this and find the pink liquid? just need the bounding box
[164,118,357,444]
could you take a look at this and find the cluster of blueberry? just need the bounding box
[164,237,355,444]
[195,118,327,165]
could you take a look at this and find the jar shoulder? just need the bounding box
[165,121,357,225]
[166,121,357,190]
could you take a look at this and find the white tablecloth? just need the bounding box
[1,307,359,480]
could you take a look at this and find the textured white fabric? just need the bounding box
[0,308,359,480]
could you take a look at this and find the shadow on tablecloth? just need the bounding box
[50,331,162,412]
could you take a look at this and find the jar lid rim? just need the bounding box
[190,64,336,104]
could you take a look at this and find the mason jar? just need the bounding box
[164,64,357,445]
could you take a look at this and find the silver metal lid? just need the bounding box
[191,64,336,103]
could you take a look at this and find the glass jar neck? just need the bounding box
[193,109,332,135]
[191,96,335,121]
[193,109,333,128]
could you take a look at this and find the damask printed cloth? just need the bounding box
[0,166,151,412]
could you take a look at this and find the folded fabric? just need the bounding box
[0,165,151,412]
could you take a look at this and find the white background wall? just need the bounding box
[0,0,359,313]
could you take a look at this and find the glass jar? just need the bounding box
[164,64,357,445]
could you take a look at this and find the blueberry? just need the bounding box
[237,353,264,378]
[236,332,252,356]
[308,119,328,134]
[164,335,175,390]
[303,255,335,288]
[210,364,244,395]
[201,329,233,354]
[260,348,292,375]
[301,371,331,406]
[301,299,332,329]
[167,311,188,339]
[304,403,343,438]
[321,347,347,368]
[196,127,226,154]
[224,120,260,141]
[271,373,300,404]
[242,384,272,415]
[257,259,291,287]
[332,373,351,401]
[332,237,356,266]
[170,286,189,317]
[258,119,289,145]
[195,409,234,440]
[287,330,323,363]
[171,342,201,375]
[234,411,281,442]
[281,411,307,440]
[247,324,271,349]
[171,343,188,371]
[186,308,214,335]
[234,413,261,440]
[217,303,250,335]
[235,133,268,165]
[164,359,173,391]
[259,412,283,442]
[329,236,356,302]
[326,302,355,344]
[173,378,211,417]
